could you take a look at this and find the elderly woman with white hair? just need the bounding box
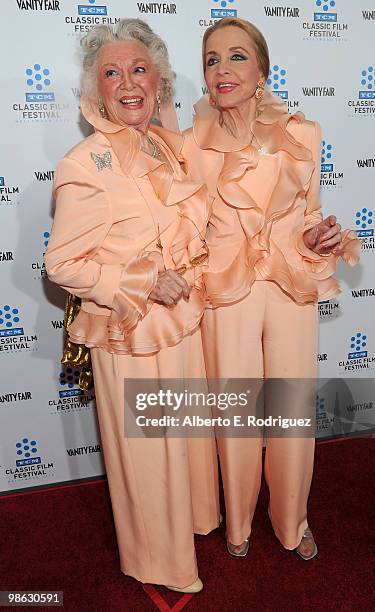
[45,19,219,592]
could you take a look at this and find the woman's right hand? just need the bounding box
[149,269,190,307]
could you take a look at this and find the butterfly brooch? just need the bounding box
[90,151,112,171]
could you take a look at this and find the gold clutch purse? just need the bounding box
[61,292,93,391]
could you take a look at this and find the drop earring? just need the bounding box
[255,79,265,100]
[156,93,161,114]
[98,99,107,118]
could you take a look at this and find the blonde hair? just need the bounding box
[81,18,174,104]
[202,17,270,80]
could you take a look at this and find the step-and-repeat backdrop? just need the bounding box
[1,0,374,493]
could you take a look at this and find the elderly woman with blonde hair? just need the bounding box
[46,19,219,592]
[182,17,359,561]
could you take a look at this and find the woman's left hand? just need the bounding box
[303,215,342,255]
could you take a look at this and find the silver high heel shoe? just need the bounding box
[226,537,250,557]
[295,527,318,560]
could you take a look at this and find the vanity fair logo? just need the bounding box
[0,305,38,355]
[318,299,340,320]
[302,0,349,41]
[48,368,96,415]
[362,10,375,20]
[64,0,120,35]
[348,66,375,117]
[66,443,101,458]
[302,86,335,97]
[320,140,344,189]
[267,65,299,110]
[51,320,64,330]
[338,332,375,373]
[16,0,60,9]
[0,390,32,405]
[357,157,375,169]
[35,170,55,182]
[351,288,375,299]
[354,208,375,253]
[31,231,50,280]
[0,251,14,263]
[12,64,69,123]
[3,437,55,485]
[137,2,177,14]
[0,176,21,206]
[264,5,300,18]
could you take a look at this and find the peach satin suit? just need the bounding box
[45,98,219,588]
[182,91,359,548]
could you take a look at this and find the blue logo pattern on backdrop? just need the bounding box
[0,305,23,337]
[314,0,337,22]
[211,0,237,18]
[355,208,374,237]
[25,64,54,102]
[78,0,107,16]
[267,65,288,99]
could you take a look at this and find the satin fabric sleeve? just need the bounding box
[294,122,359,275]
[45,156,158,335]
[294,122,327,267]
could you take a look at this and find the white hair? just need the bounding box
[80,18,174,104]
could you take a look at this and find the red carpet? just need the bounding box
[1,438,374,611]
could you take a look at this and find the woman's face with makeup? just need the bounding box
[97,41,160,132]
[204,26,263,110]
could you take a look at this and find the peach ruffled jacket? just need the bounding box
[45,98,212,355]
[182,91,360,307]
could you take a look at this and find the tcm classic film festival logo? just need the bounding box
[0,306,38,354]
[48,367,95,415]
[348,66,375,117]
[267,65,299,110]
[318,298,340,321]
[13,63,69,123]
[30,231,50,280]
[302,0,349,41]
[65,0,120,35]
[3,437,54,485]
[0,175,21,206]
[354,207,374,253]
[315,394,334,435]
[320,139,344,189]
[338,332,375,373]
[199,0,237,27]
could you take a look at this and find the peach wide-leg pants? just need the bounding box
[91,328,219,588]
[201,280,318,549]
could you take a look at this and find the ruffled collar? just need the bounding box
[80,95,184,173]
[192,89,311,161]
[80,95,205,208]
